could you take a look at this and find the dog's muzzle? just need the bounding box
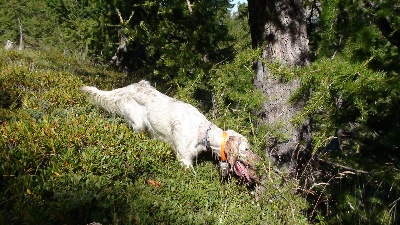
[219,160,253,183]
[233,161,252,183]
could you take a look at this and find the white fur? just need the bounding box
[81,80,252,168]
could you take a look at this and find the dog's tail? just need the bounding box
[80,86,121,115]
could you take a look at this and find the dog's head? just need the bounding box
[224,130,261,183]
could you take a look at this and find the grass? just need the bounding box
[0,49,308,224]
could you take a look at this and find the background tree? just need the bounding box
[44,0,234,89]
[0,0,59,48]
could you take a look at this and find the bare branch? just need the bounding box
[316,157,369,174]
[18,17,24,50]
[186,0,193,13]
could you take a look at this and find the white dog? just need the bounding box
[81,80,259,182]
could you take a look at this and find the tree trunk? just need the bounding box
[248,0,311,174]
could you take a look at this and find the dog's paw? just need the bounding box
[180,159,196,175]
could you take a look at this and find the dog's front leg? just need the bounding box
[181,160,196,175]
[174,143,197,175]
[176,154,196,174]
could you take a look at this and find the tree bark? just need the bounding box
[248,0,311,174]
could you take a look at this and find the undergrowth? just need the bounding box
[0,49,308,224]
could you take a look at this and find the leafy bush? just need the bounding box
[0,49,308,224]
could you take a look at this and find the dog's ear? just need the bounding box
[225,136,240,166]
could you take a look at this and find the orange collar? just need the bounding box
[220,131,228,161]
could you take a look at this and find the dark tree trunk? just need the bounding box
[248,0,311,174]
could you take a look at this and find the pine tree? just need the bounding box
[248,0,311,173]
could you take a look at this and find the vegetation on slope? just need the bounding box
[0,49,308,224]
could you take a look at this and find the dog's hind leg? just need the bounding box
[118,97,149,132]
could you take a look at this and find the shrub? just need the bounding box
[274,56,400,224]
